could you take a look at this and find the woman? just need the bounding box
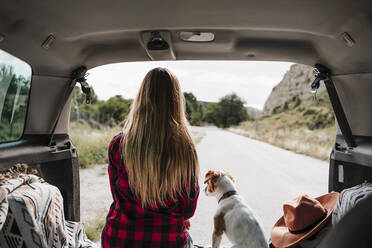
[101,68,200,248]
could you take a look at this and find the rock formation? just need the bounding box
[262,64,325,115]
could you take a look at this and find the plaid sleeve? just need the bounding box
[107,133,122,200]
[178,180,199,220]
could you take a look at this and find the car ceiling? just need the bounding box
[0,0,372,77]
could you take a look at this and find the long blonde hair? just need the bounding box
[122,67,199,208]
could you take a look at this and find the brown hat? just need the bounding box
[271,192,339,248]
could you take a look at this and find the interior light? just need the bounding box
[180,32,215,42]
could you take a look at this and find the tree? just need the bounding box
[70,86,100,121]
[203,93,250,128]
[184,92,196,120]
[184,92,204,126]
[203,103,220,125]
[70,86,133,125]
[97,95,132,124]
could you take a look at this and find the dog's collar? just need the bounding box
[218,190,238,203]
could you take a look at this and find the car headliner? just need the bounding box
[2,0,372,138]
[1,0,372,76]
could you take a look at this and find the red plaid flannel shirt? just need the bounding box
[101,133,199,248]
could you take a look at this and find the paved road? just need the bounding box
[80,126,329,247]
[188,126,329,247]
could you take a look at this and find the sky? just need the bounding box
[0,49,32,77]
[87,61,293,109]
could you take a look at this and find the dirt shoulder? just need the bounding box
[80,165,111,224]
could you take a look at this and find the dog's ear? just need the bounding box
[204,170,220,184]
[224,171,235,182]
[204,170,221,193]
[204,170,214,184]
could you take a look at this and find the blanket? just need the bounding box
[0,165,96,248]
[332,182,372,225]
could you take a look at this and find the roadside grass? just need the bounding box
[231,124,335,160]
[231,93,336,160]
[70,120,205,168]
[69,120,121,168]
[83,214,106,242]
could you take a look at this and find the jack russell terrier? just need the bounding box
[204,170,268,248]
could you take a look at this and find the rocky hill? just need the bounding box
[262,64,325,115]
[232,63,335,160]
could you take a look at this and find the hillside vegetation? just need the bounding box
[232,91,336,160]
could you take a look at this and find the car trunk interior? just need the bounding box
[1,0,372,221]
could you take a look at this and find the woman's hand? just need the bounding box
[184,219,191,230]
